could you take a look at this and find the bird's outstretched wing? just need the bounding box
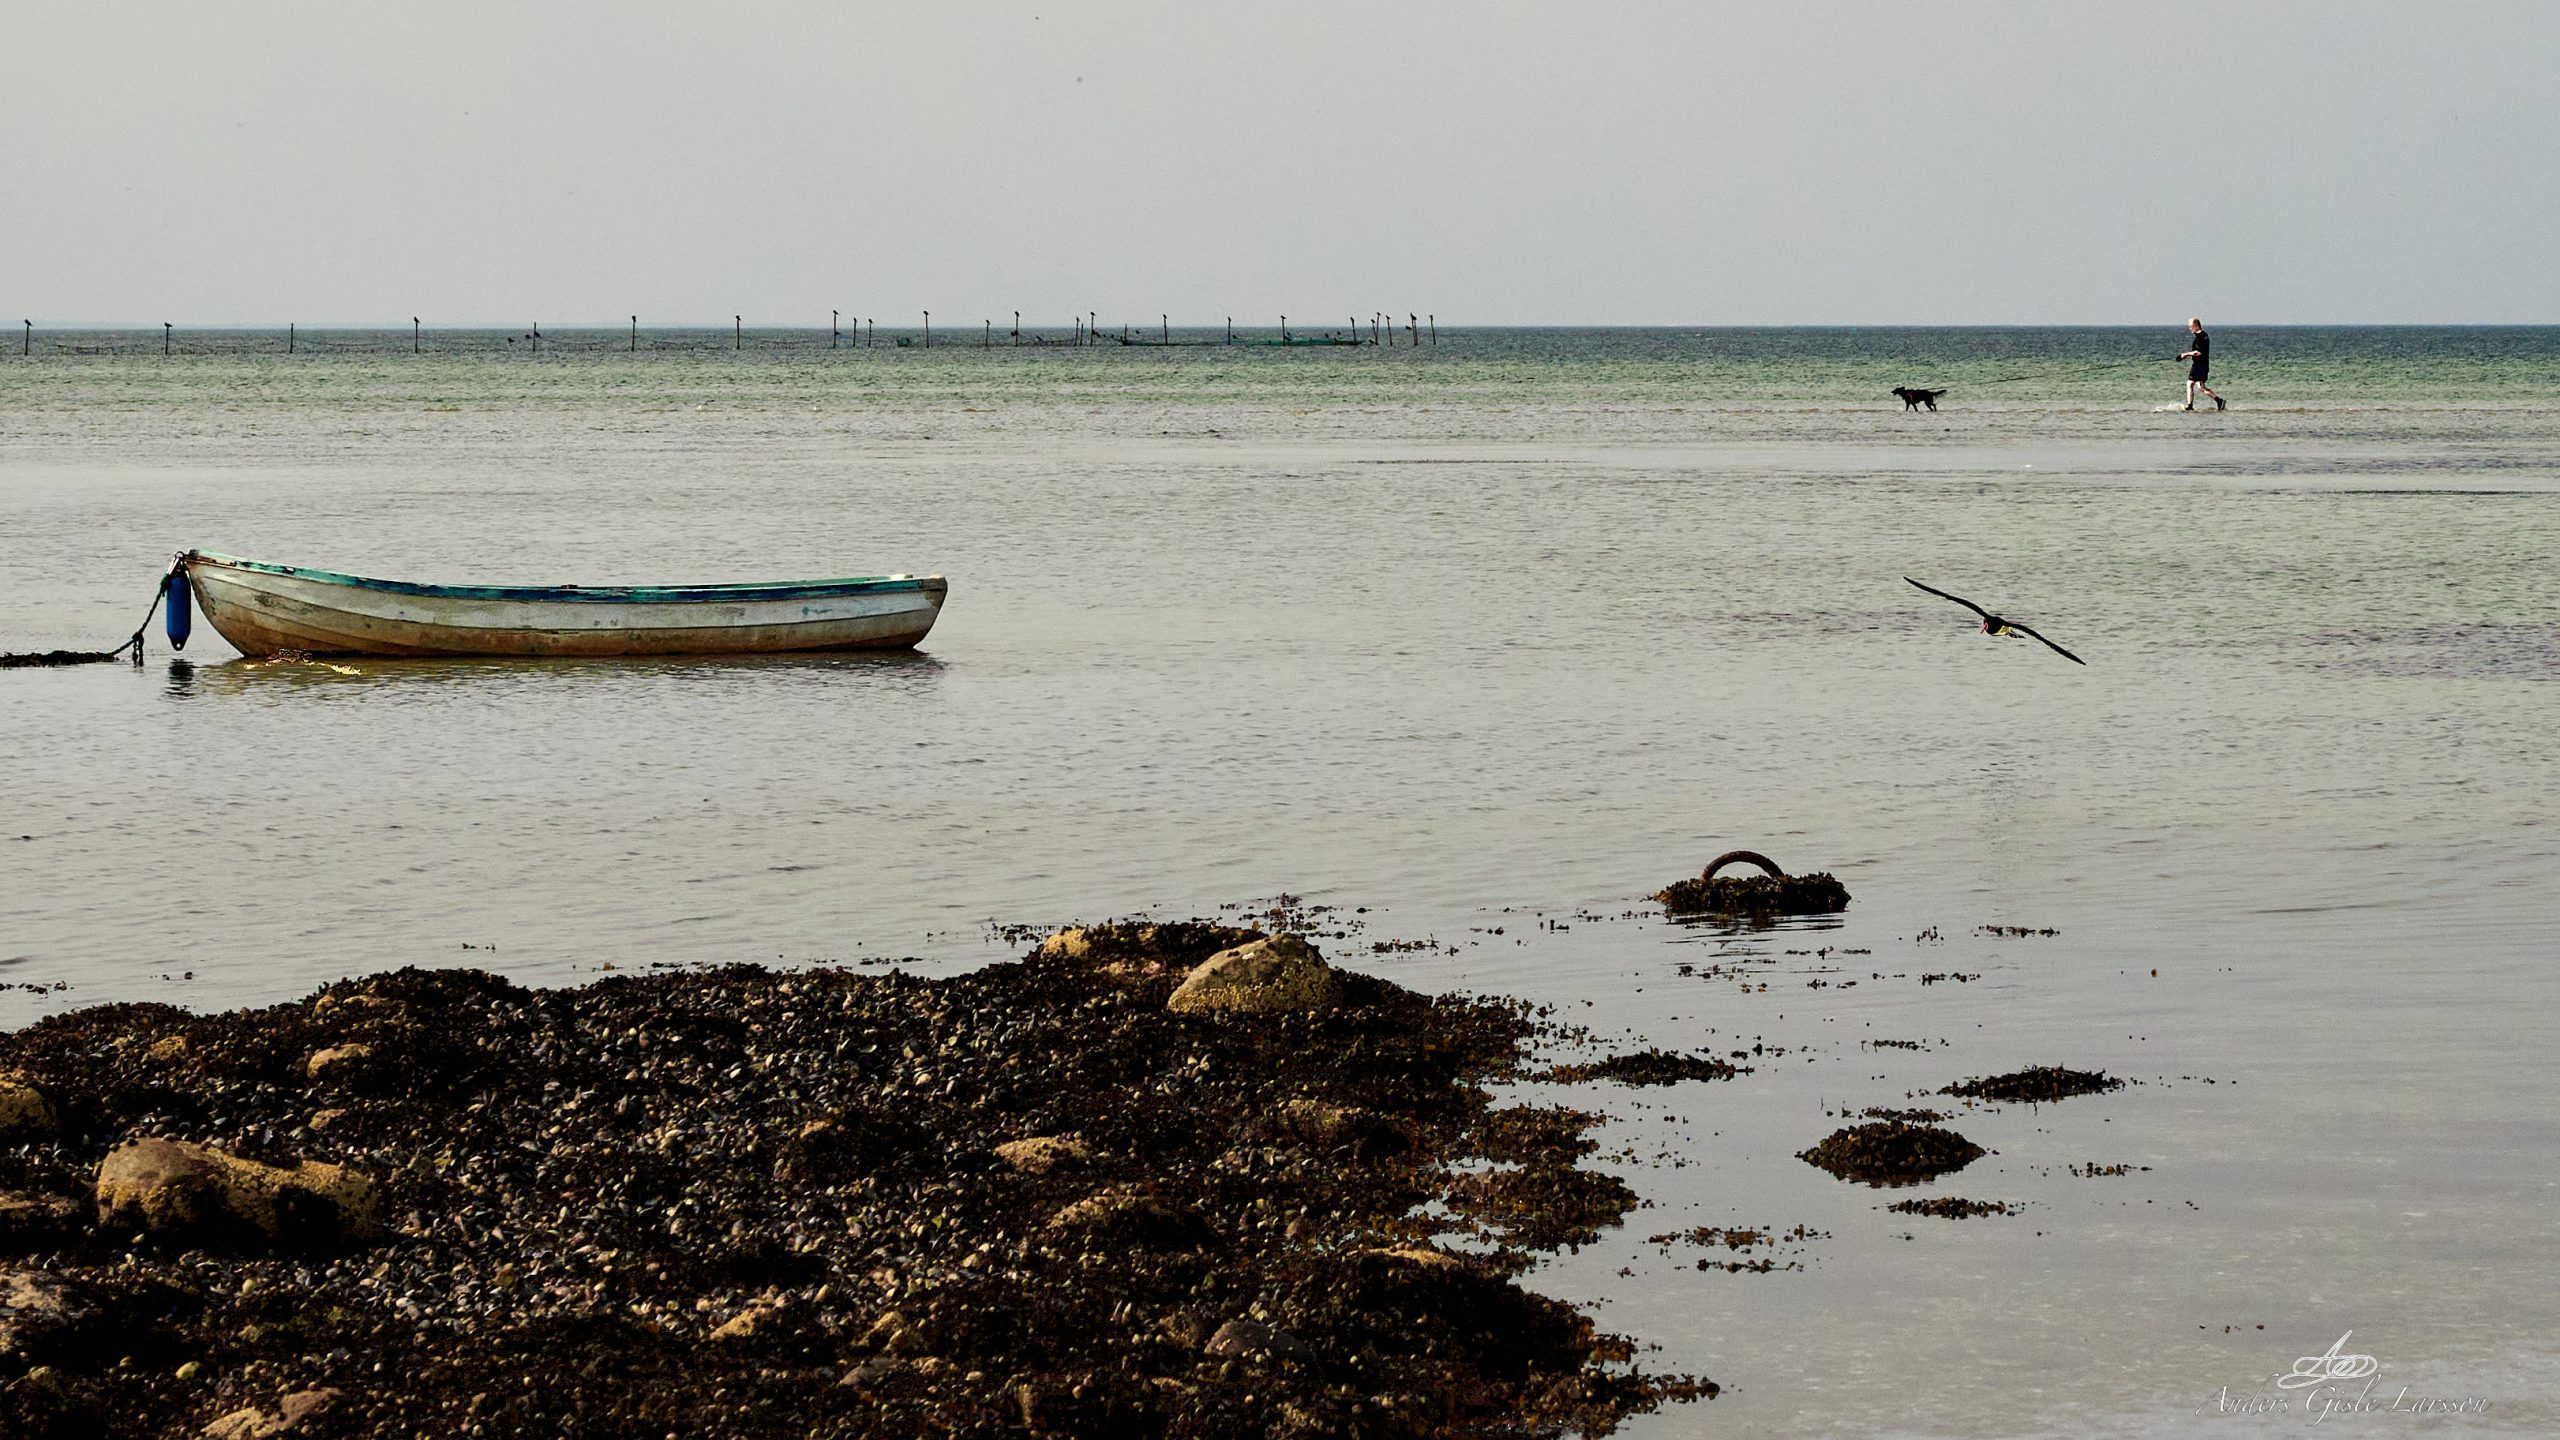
[1905,576,1990,620]
[2002,620,2086,666]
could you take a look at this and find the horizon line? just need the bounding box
[12,319,2560,331]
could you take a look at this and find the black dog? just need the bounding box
[1893,387,1948,411]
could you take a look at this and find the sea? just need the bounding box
[3,326,2555,1436]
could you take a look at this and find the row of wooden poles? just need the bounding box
[16,314,1441,355]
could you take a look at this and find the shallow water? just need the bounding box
[4,328,2557,1435]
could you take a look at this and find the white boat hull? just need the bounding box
[182,553,946,658]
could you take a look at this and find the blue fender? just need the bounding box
[165,565,192,651]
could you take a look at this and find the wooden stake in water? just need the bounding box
[1281,315,1289,342]
[414,317,422,354]
[735,315,741,351]
[163,322,171,356]
[630,316,637,353]
[1225,316,1232,345]
[832,310,839,350]
[1409,313,1419,346]
[288,323,295,355]
[1430,314,1437,344]
[1014,310,1020,346]
[923,311,930,349]
[1161,314,1168,344]
[21,320,28,356]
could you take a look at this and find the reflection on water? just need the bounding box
[181,648,950,700]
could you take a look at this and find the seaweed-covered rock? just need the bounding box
[93,1138,379,1248]
[1031,923,1264,984]
[1942,1067,2124,1103]
[1655,849,1850,918]
[1264,1098,1411,1158]
[1546,1049,1739,1085]
[0,1270,97,1362]
[1798,1122,1985,1186]
[1443,1164,1640,1250]
[0,1194,82,1251]
[1166,934,1343,1015]
[1656,873,1851,917]
[1044,1187,1218,1251]
[1470,1106,1601,1165]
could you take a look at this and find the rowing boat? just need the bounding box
[176,551,947,658]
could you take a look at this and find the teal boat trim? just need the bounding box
[186,551,938,606]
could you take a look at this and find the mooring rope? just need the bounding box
[0,568,173,669]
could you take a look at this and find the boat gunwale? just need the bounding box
[186,551,945,607]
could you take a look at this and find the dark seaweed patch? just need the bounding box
[1798,1122,1986,1186]
[0,928,1711,1437]
[1943,1067,2124,1103]
[1886,1197,2019,1219]
[1655,873,1851,918]
[1543,1049,1740,1086]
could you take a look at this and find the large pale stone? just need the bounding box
[993,1136,1090,1175]
[96,1137,379,1248]
[1203,1317,1311,1361]
[303,1044,374,1081]
[710,1305,783,1342]
[1033,924,1265,982]
[0,1077,56,1137]
[1167,935,1341,1015]
[201,1387,338,1438]
[1360,1244,1471,1273]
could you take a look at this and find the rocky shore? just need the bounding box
[0,924,1707,1437]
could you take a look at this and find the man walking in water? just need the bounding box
[2180,317,2224,410]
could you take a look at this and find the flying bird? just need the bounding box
[1905,577,2086,665]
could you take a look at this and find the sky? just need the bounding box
[5,2,2557,326]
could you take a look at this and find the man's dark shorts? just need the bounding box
[2189,361,2210,382]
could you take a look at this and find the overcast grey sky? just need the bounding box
[7,3,2555,326]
